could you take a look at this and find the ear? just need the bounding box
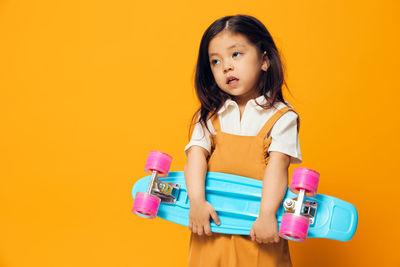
[261,51,270,71]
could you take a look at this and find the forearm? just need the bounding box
[184,146,209,203]
[259,152,290,217]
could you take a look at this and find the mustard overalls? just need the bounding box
[188,106,295,267]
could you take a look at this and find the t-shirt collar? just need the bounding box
[217,92,271,114]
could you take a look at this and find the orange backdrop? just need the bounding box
[1,0,399,266]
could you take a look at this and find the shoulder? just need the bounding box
[265,102,299,136]
[268,101,299,122]
[201,113,217,135]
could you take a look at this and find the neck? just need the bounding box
[233,91,259,109]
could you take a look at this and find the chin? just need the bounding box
[221,87,241,96]
[223,91,239,98]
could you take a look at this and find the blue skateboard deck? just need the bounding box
[132,171,358,241]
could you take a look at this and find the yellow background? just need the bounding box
[1,0,399,266]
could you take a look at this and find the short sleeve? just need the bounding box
[267,111,302,164]
[184,116,214,157]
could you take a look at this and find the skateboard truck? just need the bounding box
[283,194,318,225]
[147,171,180,204]
[279,168,320,242]
[132,151,178,219]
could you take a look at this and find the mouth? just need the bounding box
[226,76,239,85]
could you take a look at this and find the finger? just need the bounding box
[250,228,255,241]
[210,209,221,225]
[268,237,279,244]
[264,239,272,244]
[197,225,204,236]
[274,235,280,243]
[192,225,197,234]
[204,224,212,236]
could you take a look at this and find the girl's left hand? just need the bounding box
[250,214,280,244]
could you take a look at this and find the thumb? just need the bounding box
[250,227,255,241]
[209,208,221,225]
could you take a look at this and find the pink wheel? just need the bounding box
[132,192,161,219]
[144,151,172,177]
[279,213,310,242]
[290,167,320,197]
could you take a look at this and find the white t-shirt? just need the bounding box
[184,94,302,164]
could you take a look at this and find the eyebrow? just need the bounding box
[209,43,246,57]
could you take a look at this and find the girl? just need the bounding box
[184,14,302,267]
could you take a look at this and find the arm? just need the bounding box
[250,151,290,243]
[184,146,221,236]
[259,151,290,217]
[184,145,209,203]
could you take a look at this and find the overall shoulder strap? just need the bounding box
[257,107,294,138]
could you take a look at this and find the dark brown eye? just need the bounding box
[233,52,242,58]
[211,59,220,65]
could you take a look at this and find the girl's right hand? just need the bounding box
[189,200,221,236]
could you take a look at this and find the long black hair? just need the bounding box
[189,14,293,140]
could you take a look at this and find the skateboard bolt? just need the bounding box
[284,199,295,210]
[158,181,172,195]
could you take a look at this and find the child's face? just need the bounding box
[208,31,269,103]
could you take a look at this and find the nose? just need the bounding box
[223,60,233,73]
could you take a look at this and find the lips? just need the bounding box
[226,76,239,84]
[226,76,239,87]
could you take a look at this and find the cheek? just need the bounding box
[243,62,261,80]
[212,70,224,84]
